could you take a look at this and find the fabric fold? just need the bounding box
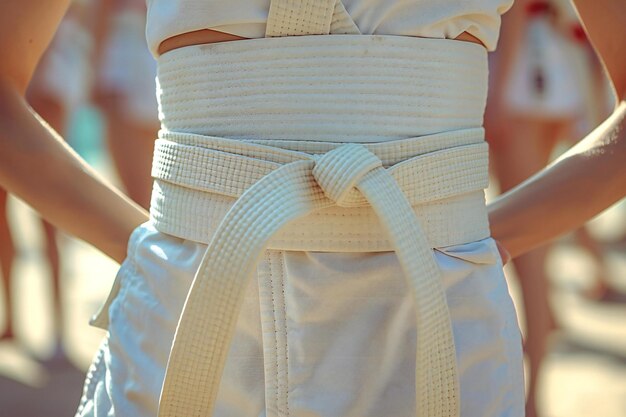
[158,142,465,417]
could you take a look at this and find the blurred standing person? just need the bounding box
[91,0,158,210]
[485,0,614,416]
[0,2,91,357]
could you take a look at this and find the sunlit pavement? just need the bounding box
[1,179,625,417]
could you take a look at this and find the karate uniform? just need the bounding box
[76,2,524,417]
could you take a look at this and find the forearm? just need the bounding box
[489,101,626,258]
[0,80,148,263]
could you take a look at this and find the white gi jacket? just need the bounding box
[76,2,525,416]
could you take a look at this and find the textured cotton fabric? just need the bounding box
[144,14,499,411]
[146,0,514,56]
[76,223,524,417]
[155,35,489,142]
[76,2,525,416]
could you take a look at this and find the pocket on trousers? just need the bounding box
[434,237,502,266]
[89,223,146,330]
[434,237,525,415]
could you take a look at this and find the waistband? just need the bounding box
[153,133,488,417]
[152,32,489,417]
[156,34,488,142]
[151,128,490,252]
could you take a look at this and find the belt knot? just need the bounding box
[311,143,382,208]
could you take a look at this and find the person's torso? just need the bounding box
[145,0,514,57]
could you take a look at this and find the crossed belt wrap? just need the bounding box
[149,129,490,417]
[99,2,492,416]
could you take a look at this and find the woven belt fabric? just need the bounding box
[153,2,491,416]
[155,36,488,142]
[155,132,490,417]
[150,129,491,252]
[265,0,361,36]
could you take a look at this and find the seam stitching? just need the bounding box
[279,251,290,416]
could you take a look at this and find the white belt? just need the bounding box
[150,129,490,417]
[135,2,491,416]
[150,129,491,252]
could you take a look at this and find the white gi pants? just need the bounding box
[76,222,524,417]
[76,2,525,416]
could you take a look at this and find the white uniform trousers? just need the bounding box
[76,222,524,417]
[77,2,525,415]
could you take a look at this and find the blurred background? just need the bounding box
[0,1,625,417]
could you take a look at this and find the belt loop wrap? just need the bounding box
[312,144,382,207]
[265,0,360,36]
[152,1,489,416]
[156,136,471,417]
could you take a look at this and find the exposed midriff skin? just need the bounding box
[157,28,485,56]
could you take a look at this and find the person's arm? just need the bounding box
[489,101,626,258]
[0,0,149,263]
[489,0,626,259]
[571,0,625,101]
